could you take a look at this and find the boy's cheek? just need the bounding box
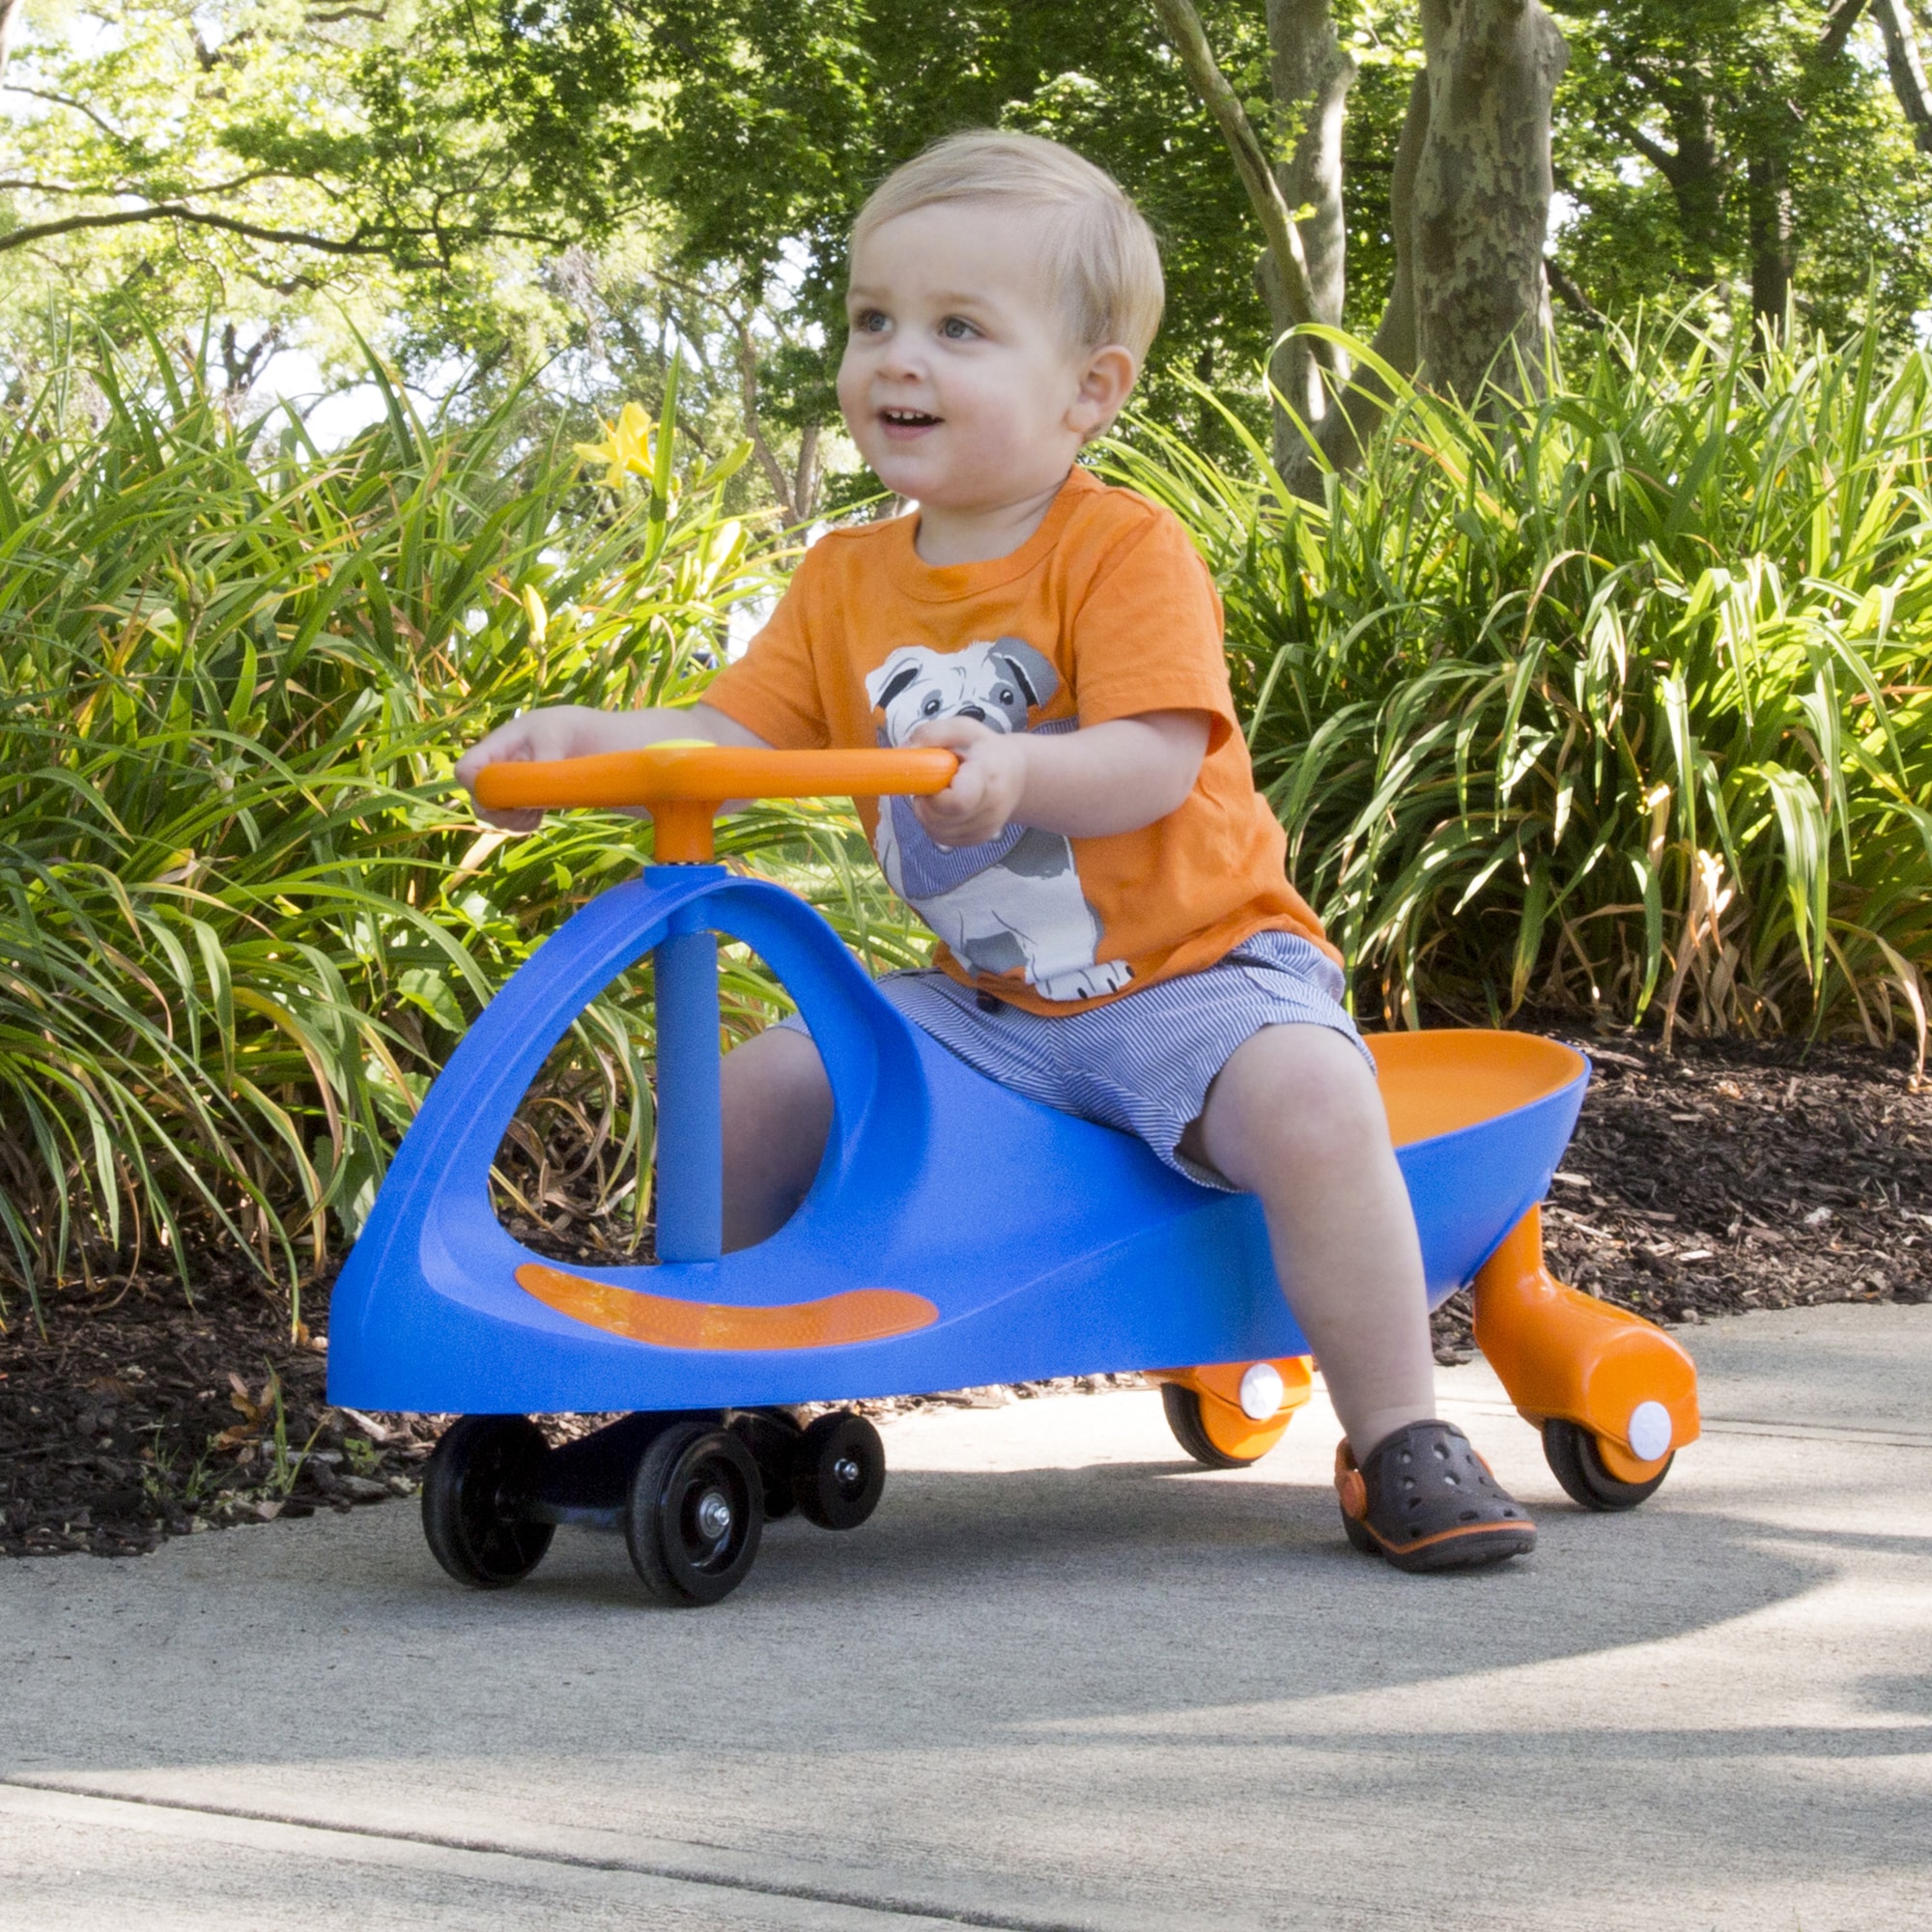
[834,355,870,433]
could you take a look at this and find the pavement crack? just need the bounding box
[0,1776,1116,1931]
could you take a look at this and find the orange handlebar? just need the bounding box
[470,743,960,863]
[472,744,957,811]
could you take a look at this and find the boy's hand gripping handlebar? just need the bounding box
[471,743,960,863]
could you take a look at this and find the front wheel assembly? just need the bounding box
[421,1414,555,1588]
[792,1410,887,1530]
[422,1405,889,1605]
[626,1422,765,1605]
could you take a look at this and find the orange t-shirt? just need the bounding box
[702,466,1334,1013]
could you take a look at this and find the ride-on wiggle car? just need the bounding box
[327,746,1700,1605]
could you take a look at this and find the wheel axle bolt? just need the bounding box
[1626,1400,1672,1463]
[696,1489,733,1540]
[832,1456,862,1487]
[1238,1362,1285,1421]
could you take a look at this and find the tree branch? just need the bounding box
[1617,118,1685,183]
[0,201,560,262]
[0,163,307,203]
[1545,254,1607,328]
[1818,0,1869,62]
[1147,0,1332,352]
[2,82,130,144]
[0,205,380,258]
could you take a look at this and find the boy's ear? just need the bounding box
[1067,344,1138,442]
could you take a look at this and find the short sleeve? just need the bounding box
[700,552,832,750]
[1066,507,1234,753]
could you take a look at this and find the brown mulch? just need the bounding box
[2,1029,1925,1560]
[0,1257,450,1560]
[1428,1029,1929,1360]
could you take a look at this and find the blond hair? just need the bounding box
[851,131,1165,361]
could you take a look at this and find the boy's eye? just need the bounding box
[939,316,979,341]
[852,309,889,333]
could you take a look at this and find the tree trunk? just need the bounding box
[1615,84,1729,288]
[1406,0,1568,404]
[1662,100,1729,286]
[1287,72,1428,490]
[0,0,25,89]
[1874,0,1932,153]
[735,316,820,524]
[1746,147,1793,336]
[1156,0,1566,493]
[1262,0,1355,468]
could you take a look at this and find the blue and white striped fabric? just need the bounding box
[781,928,1369,1189]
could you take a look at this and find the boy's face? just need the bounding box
[838,202,1132,513]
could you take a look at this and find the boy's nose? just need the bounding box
[876,339,926,382]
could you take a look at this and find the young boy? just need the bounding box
[457,131,1535,1573]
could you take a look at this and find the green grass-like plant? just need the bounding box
[0,341,921,1317]
[1107,314,1932,1065]
[13,310,1928,1319]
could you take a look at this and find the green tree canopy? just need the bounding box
[7,2,1932,498]
[1550,0,1932,338]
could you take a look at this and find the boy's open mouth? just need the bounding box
[879,408,941,428]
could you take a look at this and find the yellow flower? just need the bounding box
[574,402,654,491]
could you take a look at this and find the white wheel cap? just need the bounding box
[1238,1362,1286,1421]
[1627,1400,1673,1463]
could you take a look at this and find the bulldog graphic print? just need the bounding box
[865,639,1133,1002]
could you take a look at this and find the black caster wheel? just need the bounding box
[1541,1418,1673,1511]
[792,1410,886,1530]
[728,1409,802,1522]
[626,1422,764,1605]
[421,1414,554,1588]
[1160,1382,1267,1469]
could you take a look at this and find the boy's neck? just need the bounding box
[910,469,1072,567]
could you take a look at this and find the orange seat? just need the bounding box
[1367,1031,1586,1149]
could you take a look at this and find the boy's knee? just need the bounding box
[1282,1035,1382,1144]
[720,1027,835,1251]
[722,1027,832,1134]
[1207,1025,1385,1173]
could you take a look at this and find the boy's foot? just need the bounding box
[1334,1420,1536,1573]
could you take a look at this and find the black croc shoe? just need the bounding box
[1335,1421,1536,1573]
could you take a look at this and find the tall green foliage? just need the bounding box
[0,347,791,1312]
[9,315,1930,1315]
[1108,314,1932,1056]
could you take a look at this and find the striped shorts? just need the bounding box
[782,928,1370,1190]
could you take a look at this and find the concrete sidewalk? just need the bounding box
[1,1301,1927,1931]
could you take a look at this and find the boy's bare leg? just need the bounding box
[1186,1025,1435,1457]
[719,1027,835,1251]
[719,1019,1434,1450]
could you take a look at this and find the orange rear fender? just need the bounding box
[1472,1206,1700,1481]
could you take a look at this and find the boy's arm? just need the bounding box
[456,701,769,832]
[908,710,1210,848]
